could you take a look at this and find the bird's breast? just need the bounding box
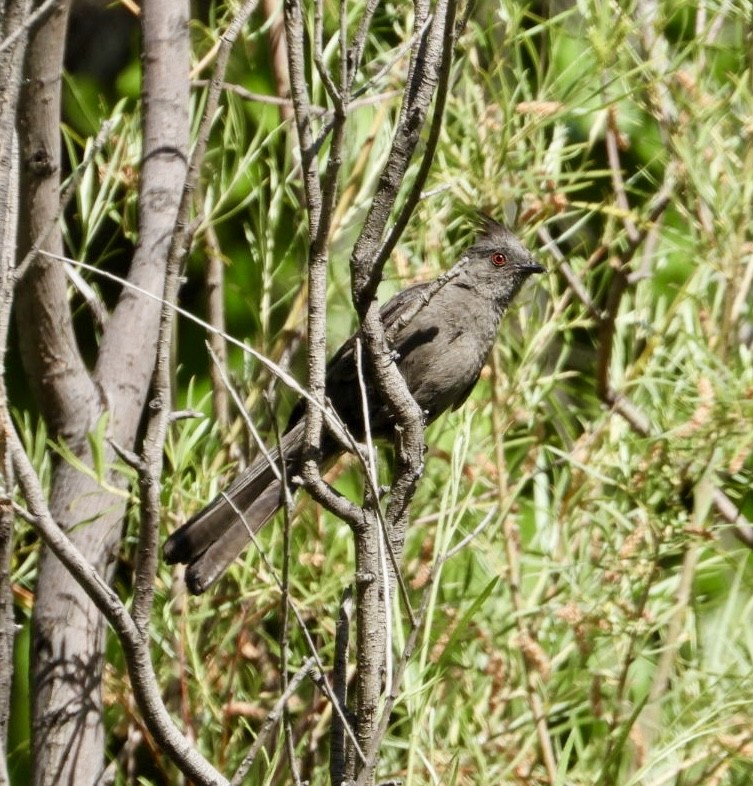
[395,312,497,420]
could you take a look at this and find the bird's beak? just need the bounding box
[524,257,545,274]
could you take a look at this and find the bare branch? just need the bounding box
[313,0,341,104]
[218,492,365,764]
[346,0,381,93]
[0,0,57,56]
[202,218,230,429]
[5,424,229,786]
[0,414,13,784]
[15,0,99,437]
[375,1,461,271]
[193,78,399,116]
[284,0,323,235]
[230,658,315,786]
[604,100,640,245]
[0,3,31,769]
[350,0,457,308]
[330,588,355,784]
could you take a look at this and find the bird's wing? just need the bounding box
[379,280,433,330]
[325,280,433,371]
[286,281,433,430]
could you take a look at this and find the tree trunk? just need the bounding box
[0,1,32,779]
[14,1,189,782]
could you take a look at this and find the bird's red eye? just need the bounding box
[491,252,507,267]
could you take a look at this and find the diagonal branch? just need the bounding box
[0,0,57,56]
[230,657,316,786]
[350,0,457,309]
[5,425,228,786]
[374,0,463,272]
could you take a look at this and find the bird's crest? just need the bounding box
[476,212,514,239]
[473,212,515,246]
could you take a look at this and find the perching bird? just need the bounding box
[164,217,543,593]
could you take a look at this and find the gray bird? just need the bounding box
[164,217,543,593]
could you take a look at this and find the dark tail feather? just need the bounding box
[164,421,305,594]
[183,480,283,594]
[163,460,277,566]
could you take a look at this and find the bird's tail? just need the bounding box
[164,421,305,594]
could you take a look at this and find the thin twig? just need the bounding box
[201,211,230,429]
[192,79,302,108]
[207,343,284,484]
[604,101,639,245]
[345,0,380,93]
[63,263,108,329]
[218,492,366,765]
[313,0,340,104]
[385,267,462,342]
[0,0,58,56]
[375,1,461,271]
[266,395,304,786]
[284,0,323,235]
[712,489,753,548]
[297,0,351,542]
[185,0,263,213]
[491,351,558,784]
[230,657,315,786]
[443,504,500,561]
[193,79,400,116]
[285,0,363,530]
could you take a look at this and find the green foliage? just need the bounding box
[14,0,753,783]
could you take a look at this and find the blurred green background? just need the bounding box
[8,0,753,784]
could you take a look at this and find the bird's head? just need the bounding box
[456,215,544,307]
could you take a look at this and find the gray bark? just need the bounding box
[281,0,461,779]
[13,1,189,783]
[0,2,31,776]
